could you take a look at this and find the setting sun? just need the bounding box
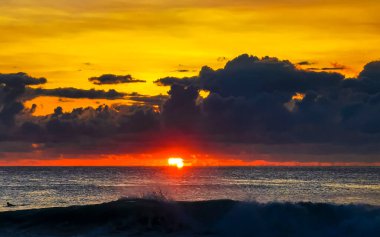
[168,158,184,168]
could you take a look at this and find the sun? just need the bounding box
[168,157,184,168]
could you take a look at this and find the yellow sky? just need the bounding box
[1,0,380,114]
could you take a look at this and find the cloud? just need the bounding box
[31,87,127,99]
[305,62,347,71]
[88,74,146,85]
[162,85,201,131]
[154,76,199,87]
[307,67,346,71]
[128,94,168,106]
[297,61,313,66]
[0,73,46,127]
[14,104,160,147]
[154,55,380,153]
[0,72,47,87]
[2,55,380,163]
[359,61,380,80]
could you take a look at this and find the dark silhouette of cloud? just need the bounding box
[0,73,46,128]
[306,62,346,71]
[307,67,346,71]
[15,104,159,145]
[154,55,380,153]
[359,61,380,80]
[89,74,146,85]
[195,54,343,98]
[2,55,380,163]
[154,76,199,87]
[128,94,168,105]
[0,72,47,87]
[32,87,127,99]
[162,85,201,131]
[297,61,313,65]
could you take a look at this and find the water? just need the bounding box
[0,166,379,211]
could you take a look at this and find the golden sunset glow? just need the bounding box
[0,0,375,119]
[0,0,380,167]
[1,1,380,99]
[2,3,380,234]
[168,158,184,168]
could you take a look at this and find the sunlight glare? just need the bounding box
[168,158,184,168]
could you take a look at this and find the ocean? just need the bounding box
[1,166,380,236]
[1,166,379,212]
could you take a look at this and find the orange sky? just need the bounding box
[1,1,379,93]
[2,155,379,167]
[0,0,377,115]
[1,0,380,166]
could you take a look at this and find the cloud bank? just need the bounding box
[1,55,380,163]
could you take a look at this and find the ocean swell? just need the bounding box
[0,199,379,237]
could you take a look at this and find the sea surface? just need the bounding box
[0,166,379,211]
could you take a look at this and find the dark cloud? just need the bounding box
[0,73,46,127]
[154,76,199,87]
[15,104,160,144]
[153,55,380,158]
[197,54,343,98]
[359,61,380,80]
[307,67,345,71]
[341,62,380,94]
[297,61,313,66]
[29,87,167,105]
[174,69,190,72]
[162,85,201,131]
[0,72,47,87]
[32,87,127,99]
[2,55,380,163]
[128,94,168,106]
[321,67,345,70]
[306,62,346,71]
[89,74,145,85]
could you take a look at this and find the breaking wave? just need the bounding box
[0,198,379,237]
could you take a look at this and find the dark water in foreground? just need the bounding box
[0,166,379,211]
[0,199,379,237]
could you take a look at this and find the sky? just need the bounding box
[0,0,380,166]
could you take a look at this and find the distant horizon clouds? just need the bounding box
[1,54,380,165]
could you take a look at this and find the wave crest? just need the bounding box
[0,199,379,236]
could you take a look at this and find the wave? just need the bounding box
[0,198,379,237]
